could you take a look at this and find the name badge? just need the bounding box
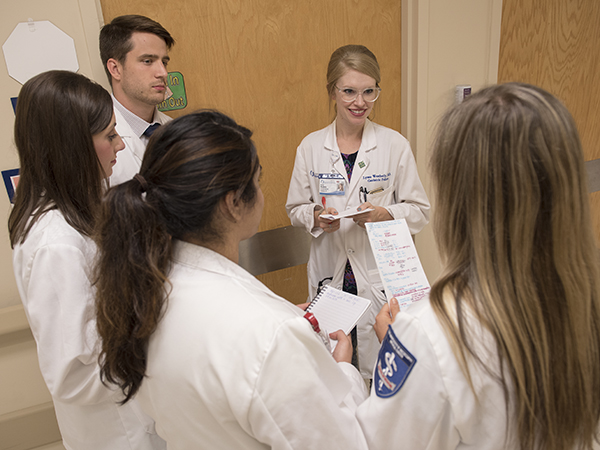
[319,173,345,196]
[375,325,417,398]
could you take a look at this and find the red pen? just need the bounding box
[321,196,326,209]
[304,312,331,352]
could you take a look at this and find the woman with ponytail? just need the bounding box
[10,70,165,449]
[95,110,369,449]
[357,83,600,449]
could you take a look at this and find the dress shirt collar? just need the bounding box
[112,94,160,139]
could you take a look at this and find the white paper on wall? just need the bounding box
[2,19,79,85]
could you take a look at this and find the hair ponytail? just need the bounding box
[95,110,260,403]
[95,178,172,403]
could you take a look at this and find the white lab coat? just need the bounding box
[110,103,172,186]
[286,119,430,377]
[12,209,165,450]
[137,240,369,450]
[356,297,515,450]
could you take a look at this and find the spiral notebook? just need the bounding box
[307,285,371,349]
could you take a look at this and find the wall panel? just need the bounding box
[498,0,600,243]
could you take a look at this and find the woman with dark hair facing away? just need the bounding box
[356,83,600,449]
[9,70,166,449]
[94,110,369,449]
[286,45,430,378]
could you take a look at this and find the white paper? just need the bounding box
[366,219,430,308]
[320,207,374,221]
[3,20,79,85]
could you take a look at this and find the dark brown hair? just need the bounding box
[430,82,600,450]
[9,70,113,247]
[99,15,175,85]
[95,110,260,403]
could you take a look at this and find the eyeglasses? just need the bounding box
[335,86,381,103]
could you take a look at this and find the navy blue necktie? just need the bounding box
[143,123,161,137]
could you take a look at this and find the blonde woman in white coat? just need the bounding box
[9,71,166,450]
[286,45,430,377]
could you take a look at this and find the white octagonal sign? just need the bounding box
[3,20,79,85]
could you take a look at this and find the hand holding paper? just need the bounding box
[352,203,394,229]
[315,207,341,233]
[374,298,400,343]
[320,207,374,221]
[329,330,353,363]
[306,285,371,351]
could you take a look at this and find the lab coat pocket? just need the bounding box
[367,185,395,207]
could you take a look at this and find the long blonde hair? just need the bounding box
[429,82,600,450]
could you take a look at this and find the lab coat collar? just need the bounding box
[171,239,277,298]
[325,119,377,179]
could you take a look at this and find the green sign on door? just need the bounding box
[159,71,187,112]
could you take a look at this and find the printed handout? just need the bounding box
[366,219,430,308]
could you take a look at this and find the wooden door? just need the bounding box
[498,0,600,243]
[100,0,402,303]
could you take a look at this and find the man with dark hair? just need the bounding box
[100,15,175,185]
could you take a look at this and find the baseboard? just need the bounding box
[0,402,61,450]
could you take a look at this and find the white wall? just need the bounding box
[405,0,503,283]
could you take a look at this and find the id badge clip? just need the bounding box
[319,173,345,196]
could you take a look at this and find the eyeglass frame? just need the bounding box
[335,85,382,103]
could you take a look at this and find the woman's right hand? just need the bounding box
[330,330,353,363]
[374,298,400,343]
[314,207,341,233]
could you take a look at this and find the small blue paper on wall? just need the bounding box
[2,168,20,203]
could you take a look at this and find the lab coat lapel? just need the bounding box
[347,120,376,203]
[325,121,349,183]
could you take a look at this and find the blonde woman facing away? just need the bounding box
[357,83,600,450]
